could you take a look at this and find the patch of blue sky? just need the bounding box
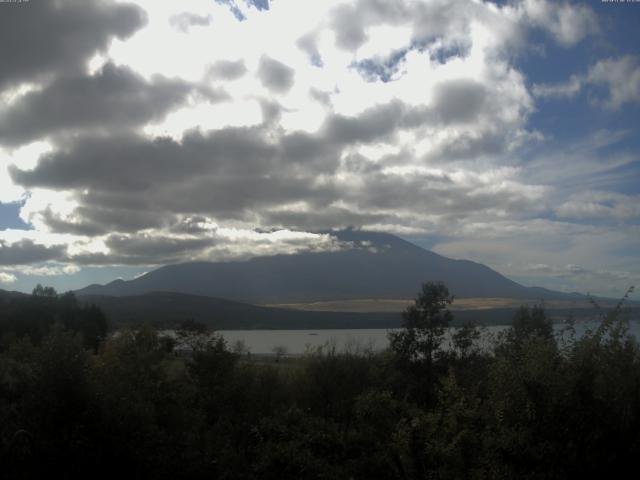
[0,201,31,230]
[352,47,412,83]
[309,52,323,68]
[428,42,470,65]
[7,265,150,294]
[518,22,640,181]
[591,2,640,57]
[214,0,270,21]
[517,31,596,85]
[215,0,246,21]
[352,35,470,83]
[246,0,269,11]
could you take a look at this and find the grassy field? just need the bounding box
[265,297,605,313]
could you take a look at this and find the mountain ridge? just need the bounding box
[75,230,585,303]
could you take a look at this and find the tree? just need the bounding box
[451,321,482,360]
[32,284,57,298]
[509,304,553,344]
[388,281,454,366]
[272,344,288,363]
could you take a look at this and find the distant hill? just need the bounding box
[0,289,28,303]
[76,230,584,304]
[78,291,403,330]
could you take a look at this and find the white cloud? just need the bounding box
[523,0,599,47]
[533,55,640,109]
[432,220,640,298]
[556,192,640,221]
[587,55,640,109]
[7,264,81,277]
[0,272,17,284]
[533,74,582,99]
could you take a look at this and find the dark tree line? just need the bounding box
[0,285,108,350]
[0,283,639,479]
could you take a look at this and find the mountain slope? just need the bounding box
[76,230,581,303]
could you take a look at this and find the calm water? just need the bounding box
[216,320,640,355]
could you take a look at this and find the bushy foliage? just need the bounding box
[1,283,639,479]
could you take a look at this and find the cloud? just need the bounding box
[0,239,66,266]
[69,229,349,266]
[555,192,640,221]
[207,60,248,80]
[0,0,146,91]
[533,75,582,99]
[432,79,487,124]
[587,56,640,110]
[0,272,17,284]
[432,219,640,297]
[169,12,213,32]
[533,56,640,109]
[0,63,195,147]
[8,77,542,239]
[297,33,323,67]
[523,0,599,48]
[331,4,368,51]
[5,264,79,277]
[99,233,218,265]
[258,56,295,93]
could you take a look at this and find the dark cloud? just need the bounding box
[11,126,338,234]
[323,101,406,145]
[0,0,146,91]
[432,79,487,124]
[0,63,193,147]
[280,131,337,169]
[425,132,505,162]
[105,234,215,260]
[156,174,337,220]
[169,12,212,32]
[41,204,170,237]
[8,88,508,239]
[0,239,66,265]
[207,59,248,80]
[65,232,218,266]
[263,207,393,232]
[8,80,530,242]
[258,56,295,93]
[40,209,107,237]
[11,128,278,192]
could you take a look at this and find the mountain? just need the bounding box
[0,289,28,303]
[76,230,583,303]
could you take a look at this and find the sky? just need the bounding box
[0,0,639,299]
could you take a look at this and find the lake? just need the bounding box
[216,320,640,355]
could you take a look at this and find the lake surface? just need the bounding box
[217,320,640,355]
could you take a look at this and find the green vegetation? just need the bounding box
[0,283,638,479]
